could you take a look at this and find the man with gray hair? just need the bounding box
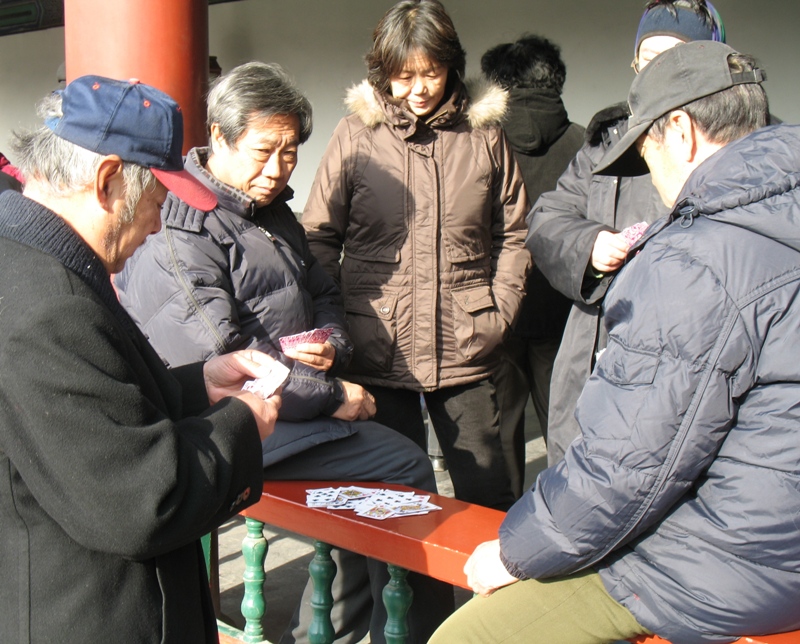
[0,76,282,641]
[430,41,800,643]
[116,61,453,644]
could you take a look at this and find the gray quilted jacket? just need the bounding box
[502,125,800,643]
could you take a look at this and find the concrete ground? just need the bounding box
[217,399,547,643]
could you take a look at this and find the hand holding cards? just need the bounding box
[242,360,291,400]
[620,221,649,247]
[306,486,441,520]
[279,328,333,353]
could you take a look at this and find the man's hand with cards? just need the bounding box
[306,486,441,520]
[279,328,333,353]
[279,328,337,371]
[620,221,649,247]
[241,359,291,400]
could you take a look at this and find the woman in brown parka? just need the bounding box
[302,0,530,510]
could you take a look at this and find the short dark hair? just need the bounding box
[366,0,466,94]
[480,34,566,94]
[207,61,313,147]
[650,53,768,145]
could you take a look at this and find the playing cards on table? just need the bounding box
[305,486,441,520]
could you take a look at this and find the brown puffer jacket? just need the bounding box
[303,78,530,391]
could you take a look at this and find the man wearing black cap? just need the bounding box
[0,76,283,642]
[528,0,727,467]
[431,41,800,643]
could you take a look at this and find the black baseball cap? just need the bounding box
[46,75,217,211]
[594,41,766,177]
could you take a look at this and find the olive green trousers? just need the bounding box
[428,569,651,644]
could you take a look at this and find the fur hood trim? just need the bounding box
[345,78,508,130]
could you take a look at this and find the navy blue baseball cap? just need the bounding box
[46,75,216,211]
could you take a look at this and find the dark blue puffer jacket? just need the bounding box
[116,147,353,423]
[501,125,800,643]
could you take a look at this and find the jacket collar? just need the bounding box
[163,147,294,231]
[0,190,139,336]
[503,88,571,154]
[670,125,800,248]
[345,77,508,136]
[186,147,292,216]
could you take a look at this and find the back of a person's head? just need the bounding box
[207,61,313,147]
[650,52,768,146]
[12,92,154,217]
[480,34,566,94]
[366,0,466,94]
[13,93,113,196]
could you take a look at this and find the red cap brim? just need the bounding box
[151,167,217,211]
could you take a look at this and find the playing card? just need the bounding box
[303,486,442,520]
[241,360,291,400]
[306,487,339,507]
[620,221,649,246]
[369,490,415,505]
[355,505,396,520]
[279,328,334,353]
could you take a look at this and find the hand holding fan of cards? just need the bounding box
[279,327,336,371]
[306,486,442,520]
[240,328,334,399]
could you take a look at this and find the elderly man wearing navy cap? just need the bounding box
[0,76,284,642]
[431,41,800,643]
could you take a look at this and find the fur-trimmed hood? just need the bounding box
[344,77,508,131]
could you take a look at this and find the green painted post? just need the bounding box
[308,540,336,644]
[241,517,268,643]
[383,564,412,644]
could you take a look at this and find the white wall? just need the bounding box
[1,0,798,209]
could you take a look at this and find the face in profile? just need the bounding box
[105,178,168,274]
[389,51,448,118]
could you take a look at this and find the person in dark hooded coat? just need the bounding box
[526,0,727,466]
[480,34,584,496]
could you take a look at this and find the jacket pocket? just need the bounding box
[597,344,660,385]
[344,291,398,373]
[451,284,507,362]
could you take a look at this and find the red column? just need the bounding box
[64,0,209,152]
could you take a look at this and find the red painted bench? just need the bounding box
[216,480,800,644]
[242,480,506,588]
[630,633,800,644]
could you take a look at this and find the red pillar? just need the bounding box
[63,0,209,152]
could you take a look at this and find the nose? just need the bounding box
[411,75,427,96]
[261,152,284,180]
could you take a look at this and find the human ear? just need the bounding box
[209,123,228,154]
[94,155,126,214]
[668,111,698,164]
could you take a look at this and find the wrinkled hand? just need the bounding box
[331,380,377,421]
[203,350,283,403]
[284,341,336,372]
[203,350,283,441]
[591,230,631,274]
[231,390,281,442]
[464,539,519,597]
